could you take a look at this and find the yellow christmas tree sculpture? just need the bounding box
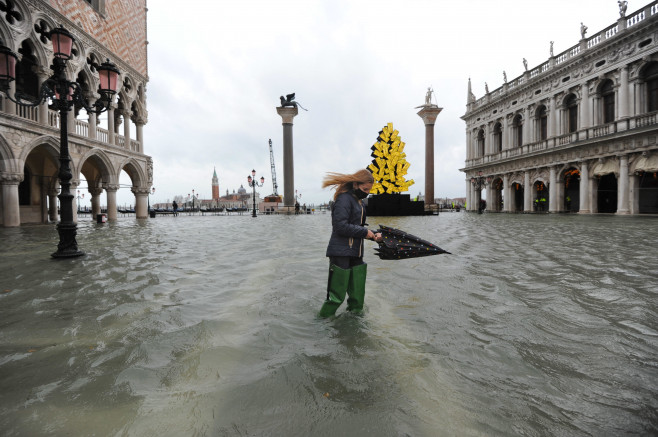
[367,122,415,194]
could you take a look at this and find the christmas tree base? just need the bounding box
[366,193,427,216]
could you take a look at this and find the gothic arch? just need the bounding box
[19,135,59,163]
[116,157,146,188]
[78,148,116,186]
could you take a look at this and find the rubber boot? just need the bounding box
[319,264,351,318]
[346,263,367,314]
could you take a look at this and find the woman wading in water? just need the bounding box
[319,169,382,317]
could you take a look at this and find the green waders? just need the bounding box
[319,263,367,317]
[346,263,367,314]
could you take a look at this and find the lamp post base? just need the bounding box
[51,222,85,258]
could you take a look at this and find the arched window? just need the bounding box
[601,80,615,124]
[513,114,523,147]
[493,122,502,153]
[643,62,658,112]
[477,129,485,157]
[536,105,548,140]
[16,41,39,100]
[566,94,578,133]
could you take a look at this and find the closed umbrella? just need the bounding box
[374,225,450,260]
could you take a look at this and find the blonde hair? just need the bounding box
[322,169,374,201]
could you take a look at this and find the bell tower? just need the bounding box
[212,167,219,200]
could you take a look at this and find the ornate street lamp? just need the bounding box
[247,169,265,218]
[470,170,489,214]
[76,190,84,213]
[0,27,120,258]
[147,187,155,213]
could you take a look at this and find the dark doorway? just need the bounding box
[513,183,524,211]
[638,171,658,213]
[534,181,548,212]
[597,174,618,213]
[564,168,580,212]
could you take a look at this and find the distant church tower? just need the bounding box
[212,167,219,200]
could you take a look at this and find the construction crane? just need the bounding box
[269,139,279,196]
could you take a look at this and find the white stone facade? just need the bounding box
[461,2,658,214]
[0,0,150,226]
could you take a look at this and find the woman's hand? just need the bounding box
[374,233,383,243]
[366,229,376,240]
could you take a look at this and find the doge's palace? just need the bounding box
[462,1,658,214]
[0,0,151,226]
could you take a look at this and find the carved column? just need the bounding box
[466,129,473,159]
[618,65,630,121]
[580,82,590,129]
[4,81,16,115]
[523,106,531,146]
[502,116,509,150]
[86,94,97,140]
[1,173,22,227]
[549,166,558,212]
[617,154,630,214]
[523,171,532,212]
[134,115,146,153]
[465,179,472,211]
[276,106,299,212]
[71,181,79,224]
[548,96,557,138]
[105,184,119,221]
[122,108,132,148]
[107,103,116,145]
[579,160,590,213]
[417,105,442,207]
[132,187,149,219]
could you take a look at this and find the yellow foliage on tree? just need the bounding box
[367,122,414,194]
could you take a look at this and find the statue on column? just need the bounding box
[550,41,554,57]
[425,87,434,105]
[279,93,308,111]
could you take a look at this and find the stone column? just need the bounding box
[466,129,472,159]
[581,82,590,129]
[523,171,532,212]
[68,106,76,135]
[503,174,510,212]
[502,116,509,150]
[4,81,16,115]
[1,173,22,227]
[89,187,103,219]
[579,161,590,213]
[465,180,472,211]
[523,106,531,146]
[37,69,50,125]
[548,96,557,138]
[276,106,298,213]
[133,187,149,219]
[619,65,630,121]
[86,94,97,140]
[105,184,119,221]
[629,172,639,215]
[48,188,59,222]
[549,166,557,212]
[71,181,79,224]
[122,108,132,146]
[417,105,443,207]
[134,116,146,153]
[617,154,630,214]
[107,103,116,146]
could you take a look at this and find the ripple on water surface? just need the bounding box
[0,213,656,436]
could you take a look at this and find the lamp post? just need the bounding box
[191,189,195,212]
[247,169,265,218]
[147,187,155,213]
[470,170,489,214]
[0,27,120,258]
[76,190,84,213]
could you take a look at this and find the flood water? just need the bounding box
[0,212,656,436]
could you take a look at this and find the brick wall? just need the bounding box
[46,0,148,78]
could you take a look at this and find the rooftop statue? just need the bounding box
[550,41,554,57]
[619,0,628,18]
[523,58,528,71]
[581,22,588,39]
[279,93,308,111]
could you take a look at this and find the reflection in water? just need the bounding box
[0,213,656,436]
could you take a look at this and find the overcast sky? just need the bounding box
[108,0,625,207]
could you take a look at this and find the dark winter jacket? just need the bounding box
[326,191,368,258]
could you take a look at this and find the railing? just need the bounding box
[4,107,141,153]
